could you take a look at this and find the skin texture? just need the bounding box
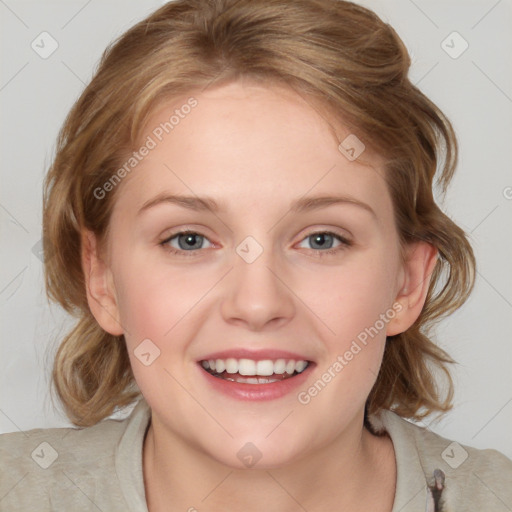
[82,80,438,511]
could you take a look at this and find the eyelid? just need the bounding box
[294,227,352,244]
[159,227,353,258]
[159,229,214,255]
[294,230,353,255]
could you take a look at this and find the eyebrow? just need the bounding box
[137,192,377,219]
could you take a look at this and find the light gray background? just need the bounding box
[1,0,511,458]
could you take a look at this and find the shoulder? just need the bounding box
[0,412,128,467]
[0,404,144,511]
[370,409,512,511]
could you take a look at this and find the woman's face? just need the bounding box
[98,81,408,468]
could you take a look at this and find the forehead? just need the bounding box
[116,81,390,216]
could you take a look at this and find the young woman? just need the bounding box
[1,1,511,511]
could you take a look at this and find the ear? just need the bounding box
[386,241,439,337]
[81,229,124,336]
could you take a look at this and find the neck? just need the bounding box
[142,410,396,512]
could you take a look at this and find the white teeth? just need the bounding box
[200,358,309,376]
[238,359,256,376]
[256,360,275,376]
[225,358,238,374]
[285,360,296,374]
[274,359,286,374]
[295,360,308,372]
[224,376,281,384]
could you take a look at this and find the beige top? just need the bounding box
[1,397,511,511]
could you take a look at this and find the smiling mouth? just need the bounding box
[199,358,310,384]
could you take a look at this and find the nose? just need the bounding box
[220,240,296,331]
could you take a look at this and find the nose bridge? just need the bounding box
[234,234,279,288]
[220,234,295,328]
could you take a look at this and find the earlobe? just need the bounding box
[81,230,124,336]
[386,241,439,337]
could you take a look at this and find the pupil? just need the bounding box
[179,233,202,250]
[177,233,333,251]
[312,233,332,249]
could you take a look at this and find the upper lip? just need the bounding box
[198,348,313,362]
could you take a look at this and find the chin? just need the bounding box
[201,435,307,471]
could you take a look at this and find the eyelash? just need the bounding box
[158,229,353,258]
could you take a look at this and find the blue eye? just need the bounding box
[160,231,212,256]
[159,230,352,257]
[297,231,352,256]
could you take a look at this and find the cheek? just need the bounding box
[112,247,204,336]
[114,263,205,405]
[297,248,397,404]
[302,250,397,340]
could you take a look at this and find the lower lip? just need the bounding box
[198,363,315,401]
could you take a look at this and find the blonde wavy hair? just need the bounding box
[43,0,475,427]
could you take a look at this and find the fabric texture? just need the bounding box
[1,397,511,511]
